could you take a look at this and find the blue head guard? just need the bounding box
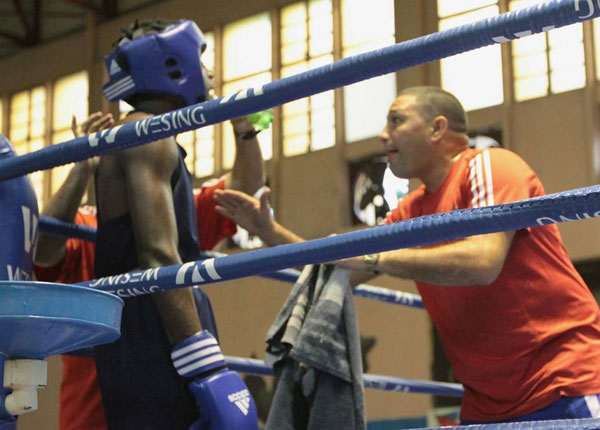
[103,20,208,107]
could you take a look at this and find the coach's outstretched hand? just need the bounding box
[214,188,272,237]
[214,188,304,247]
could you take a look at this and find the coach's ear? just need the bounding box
[430,116,449,142]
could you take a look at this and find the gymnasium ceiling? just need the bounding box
[0,0,166,58]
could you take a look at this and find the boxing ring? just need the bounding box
[2,0,600,428]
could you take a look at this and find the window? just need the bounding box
[280,0,335,156]
[51,71,89,194]
[222,13,272,168]
[594,18,600,81]
[510,0,585,101]
[9,86,46,204]
[342,0,396,142]
[178,31,216,177]
[177,125,216,178]
[437,0,496,18]
[195,32,216,177]
[438,1,503,110]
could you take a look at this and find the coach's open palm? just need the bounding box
[71,112,114,171]
[214,188,273,237]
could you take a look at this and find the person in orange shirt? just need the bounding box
[34,105,265,430]
[213,86,600,425]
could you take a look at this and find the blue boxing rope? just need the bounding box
[0,0,598,180]
[78,184,600,295]
[37,215,425,309]
[230,356,600,429]
[352,283,424,309]
[253,265,424,308]
[39,215,97,242]
[200,250,425,308]
[224,356,464,398]
[421,419,600,430]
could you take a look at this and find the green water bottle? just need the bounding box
[247,108,274,132]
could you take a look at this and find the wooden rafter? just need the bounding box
[31,0,41,44]
[12,0,31,41]
[0,28,27,45]
[62,0,102,15]
[103,0,117,18]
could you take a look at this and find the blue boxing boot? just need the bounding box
[171,331,259,430]
[0,356,16,430]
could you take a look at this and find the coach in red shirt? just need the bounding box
[213,86,600,424]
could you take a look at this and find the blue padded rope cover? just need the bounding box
[422,418,600,430]
[352,283,424,309]
[0,0,598,180]
[197,251,425,308]
[38,215,96,243]
[38,217,425,308]
[224,356,464,398]
[78,184,600,295]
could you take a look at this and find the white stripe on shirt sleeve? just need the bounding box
[474,153,487,208]
[469,158,480,208]
[482,150,494,206]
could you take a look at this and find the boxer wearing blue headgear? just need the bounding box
[95,19,258,430]
[103,19,210,107]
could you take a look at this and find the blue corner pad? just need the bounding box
[0,281,123,359]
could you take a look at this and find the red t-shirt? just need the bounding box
[386,148,600,421]
[34,178,235,430]
[194,177,237,250]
